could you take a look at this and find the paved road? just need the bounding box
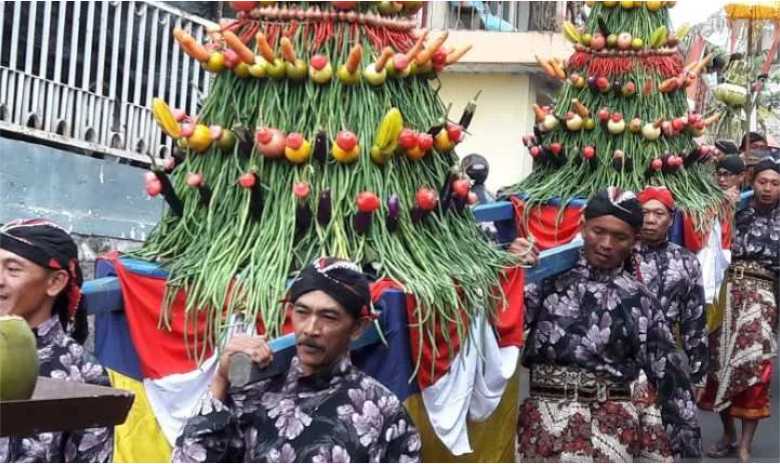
[517,356,780,462]
[696,356,779,463]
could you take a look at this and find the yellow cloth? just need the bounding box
[108,369,172,463]
[707,281,728,333]
[404,370,520,462]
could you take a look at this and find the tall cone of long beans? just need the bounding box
[502,2,724,226]
[135,1,515,371]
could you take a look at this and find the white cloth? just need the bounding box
[144,354,218,445]
[421,314,518,455]
[696,219,731,304]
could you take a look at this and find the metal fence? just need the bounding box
[0,1,214,163]
[422,1,531,33]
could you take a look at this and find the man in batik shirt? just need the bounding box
[635,186,707,458]
[0,219,113,462]
[173,257,421,463]
[512,188,701,462]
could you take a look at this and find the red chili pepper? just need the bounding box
[284,20,299,38]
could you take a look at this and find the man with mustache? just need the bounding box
[511,188,700,462]
[173,258,421,463]
[634,186,707,458]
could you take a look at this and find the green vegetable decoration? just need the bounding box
[504,0,724,226]
[138,0,512,361]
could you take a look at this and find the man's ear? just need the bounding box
[350,316,371,342]
[46,270,69,298]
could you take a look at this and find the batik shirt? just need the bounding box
[636,241,708,386]
[0,317,113,463]
[173,355,421,463]
[733,202,780,268]
[522,254,702,458]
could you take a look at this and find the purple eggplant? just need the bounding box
[458,90,481,130]
[233,125,254,157]
[411,206,427,224]
[313,130,328,163]
[438,171,458,214]
[152,170,184,217]
[249,182,264,221]
[198,185,212,207]
[386,194,400,232]
[295,202,312,238]
[317,189,332,226]
[353,212,372,235]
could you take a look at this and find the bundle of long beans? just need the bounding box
[501,2,725,227]
[135,1,515,368]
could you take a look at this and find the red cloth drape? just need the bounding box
[371,268,525,390]
[512,197,583,250]
[682,214,733,253]
[109,252,213,379]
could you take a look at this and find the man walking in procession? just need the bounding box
[635,186,707,458]
[513,187,701,462]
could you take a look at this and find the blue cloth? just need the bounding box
[93,260,144,380]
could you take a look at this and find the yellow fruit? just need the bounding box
[151,98,181,139]
[284,140,312,164]
[405,146,426,160]
[370,146,390,165]
[309,63,333,84]
[188,124,212,153]
[204,52,226,73]
[373,108,404,152]
[267,58,286,79]
[217,129,237,153]
[337,65,361,85]
[603,1,618,7]
[233,62,251,78]
[646,1,663,11]
[363,64,387,86]
[249,57,268,78]
[620,0,635,8]
[434,129,455,152]
[0,315,38,401]
[285,59,308,80]
[332,144,360,163]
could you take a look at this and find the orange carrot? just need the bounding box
[223,30,255,64]
[535,55,557,78]
[173,28,210,62]
[445,44,473,65]
[375,47,394,72]
[550,58,566,80]
[572,99,590,117]
[688,53,714,76]
[280,37,297,63]
[703,113,721,126]
[658,77,679,93]
[346,44,363,74]
[404,29,429,62]
[173,27,188,43]
[255,32,275,62]
[415,31,448,65]
[532,104,547,123]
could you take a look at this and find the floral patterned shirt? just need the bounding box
[522,254,702,457]
[0,317,113,463]
[636,241,708,386]
[733,201,780,269]
[172,355,421,463]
